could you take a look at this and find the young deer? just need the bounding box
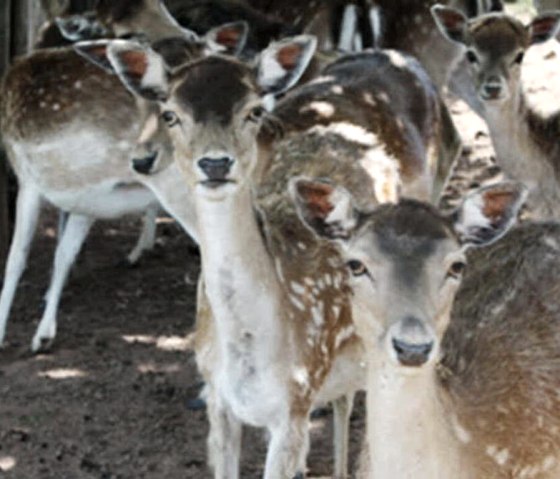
[105,17,458,474]
[0,0,244,351]
[432,7,560,219]
[290,177,560,478]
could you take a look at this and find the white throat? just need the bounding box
[365,357,462,479]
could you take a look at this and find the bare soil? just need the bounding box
[0,23,558,479]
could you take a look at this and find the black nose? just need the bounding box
[482,83,502,99]
[132,151,158,175]
[198,156,234,181]
[392,338,433,367]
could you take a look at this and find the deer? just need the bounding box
[102,7,462,470]
[432,7,560,220]
[290,176,560,478]
[0,0,247,352]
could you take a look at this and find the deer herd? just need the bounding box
[2,0,560,477]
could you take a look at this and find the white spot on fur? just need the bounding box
[486,445,509,466]
[312,122,377,147]
[290,281,305,295]
[297,242,307,251]
[293,367,309,390]
[52,103,60,111]
[290,294,306,312]
[386,50,409,68]
[275,257,285,283]
[451,415,472,444]
[334,325,354,349]
[300,101,335,118]
[311,302,324,326]
[360,145,401,204]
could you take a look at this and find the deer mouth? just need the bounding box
[200,179,235,189]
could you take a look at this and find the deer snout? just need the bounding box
[480,77,505,101]
[389,316,435,367]
[198,156,235,185]
[392,338,433,367]
[132,151,158,175]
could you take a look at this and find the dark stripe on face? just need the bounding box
[174,58,253,125]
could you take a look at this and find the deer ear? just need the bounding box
[527,12,560,44]
[205,21,249,56]
[107,40,169,101]
[257,34,317,95]
[56,13,108,41]
[74,39,115,73]
[431,5,469,45]
[452,182,527,248]
[290,178,359,240]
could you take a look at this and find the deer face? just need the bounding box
[432,6,560,103]
[104,34,316,200]
[292,179,526,369]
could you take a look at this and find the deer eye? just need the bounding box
[246,106,266,123]
[161,110,179,127]
[347,260,368,277]
[447,261,466,279]
[513,51,524,64]
[466,50,479,64]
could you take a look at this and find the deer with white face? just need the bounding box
[0,0,246,352]
[290,178,560,478]
[432,7,560,219]
[105,16,459,473]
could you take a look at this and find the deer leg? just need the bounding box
[338,4,358,51]
[126,203,159,265]
[207,390,242,479]
[31,213,94,352]
[333,392,355,479]
[264,414,310,479]
[57,210,69,240]
[0,186,41,346]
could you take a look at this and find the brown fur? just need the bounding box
[272,51,443,184]
[1,48,134,141]
[441,222,560,476]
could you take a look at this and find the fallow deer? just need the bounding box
[0,0,245,352]
[432,7,560,219]
[104,17,460,474]
[291,177,560,478]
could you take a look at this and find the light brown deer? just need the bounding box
[0,0,245,352]
[105,18,459,474]
[290,177,560,478]
[432,7,560,219]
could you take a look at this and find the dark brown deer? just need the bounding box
[104,14,460,472]
[432,7,560,220]
[0,0,245,352]
[290,177,560,478]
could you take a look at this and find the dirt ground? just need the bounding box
[1,11,559,479]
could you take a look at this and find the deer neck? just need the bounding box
[195,184,283,356]
[366,356,463,479]
[483,88,560,219]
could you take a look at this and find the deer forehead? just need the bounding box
[470,16,528,55]
[351,202,457,268]
[170,58,258,126]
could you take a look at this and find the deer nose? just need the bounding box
[481,81,503,100]
[132,151,158,175]
[392,338,433,367]
[198,156,234,181]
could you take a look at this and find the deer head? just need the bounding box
[292,178,526,368]
[75,22,251,178]
[432,5,560,103]
[103,34,316,199]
